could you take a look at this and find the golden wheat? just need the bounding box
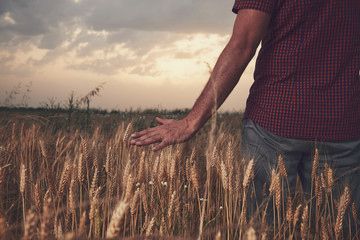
[0,112,357,239]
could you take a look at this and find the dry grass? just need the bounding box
[0,110,358,239]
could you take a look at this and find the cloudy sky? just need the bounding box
[0,0,257,111]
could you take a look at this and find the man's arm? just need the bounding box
[131,9,271,151]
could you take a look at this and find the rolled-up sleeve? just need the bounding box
[232,0,278,15]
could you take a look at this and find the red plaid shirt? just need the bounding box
[233,0,360,141]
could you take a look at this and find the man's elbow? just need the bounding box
[227,36,259,60]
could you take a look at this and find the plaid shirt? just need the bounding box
[233,0,360,141]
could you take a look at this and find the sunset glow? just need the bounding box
[0,0,256,111]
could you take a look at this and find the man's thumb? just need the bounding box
[156,117,172,125]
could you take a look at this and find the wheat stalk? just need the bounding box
[140,185,149,215]
[315,177,323,207]
[211,146,218,168]
[275,173,281,211]
[122,158,131,192]
[300,204,309,239]
[106,201,129,238]
[46,168,56,197]
[123,122,132,142]
[243,158,254,189]
[311,148,319,180]
[138,151,146,183]
[89,187,101,221]
[327,168,333,193]
[69,163,78,214]
[351,202,357,222]
[278,154,287,178]
[124,173,134,200]
[130,188,140,215]
[90,166,99,199]
[105,145,113,175]
[220,160,228,191]
[286,196,293,223]
[54,216,63,240]
[20,163,26,195]
[269,169,277,195]
[92,141,99,169]
[77,153,85,185]
[321,217,329,240]
[34,183,42,212]
[81,137,89,163]
[40,192,53,240]
[78,211,86,237]
[167,190,177,225]
[191,162,200,191]
[145,217,155,236]
[170,151,179,180]
[57,160,71,199]
[23,209,37,240]
[335,186,350,240]
[293,204,302,228]
[39,139,47,159]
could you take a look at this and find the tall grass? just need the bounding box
[0,110,358,239]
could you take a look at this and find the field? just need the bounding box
[0,107,358,239]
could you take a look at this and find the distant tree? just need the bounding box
[40,97,61,110]
[20,81,32,107]
[3,81,32,107]
[78,82,106,129]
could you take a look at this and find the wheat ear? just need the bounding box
[190,162,200,191]
[23,209,37,240]
[311,148,319,181]
[220,160,228,191]
[106,201,129,238]
[130,188,140,215]
[300,204,309,239]
[321,217,329,240]
[278,154,287,178]
[20,163,26,195]
[335,186,350,240]
[293,204,302,228]
[40,192,53,240]
[145,217,155,236]
[78,211,86,237]
[286,196,293,223]
[243,158,254,189]
[351,202,357,222]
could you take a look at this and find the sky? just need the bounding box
[0,0,257,112]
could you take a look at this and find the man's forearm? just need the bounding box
[185,9,270,133]
[185,41,256,132]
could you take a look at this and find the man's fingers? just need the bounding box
[137,132,157,142]
[131,127,156,139]
[131,131,146,139]
[135,135,162,146]
[152,140,168,152]
[136,131,161,144]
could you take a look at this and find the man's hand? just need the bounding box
[130,117,197,151]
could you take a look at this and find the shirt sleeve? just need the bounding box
[232,0,278,15]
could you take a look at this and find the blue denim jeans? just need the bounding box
[241,118,360,233]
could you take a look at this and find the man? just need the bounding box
[131,0,360,234]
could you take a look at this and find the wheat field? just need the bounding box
[0,109,358,239]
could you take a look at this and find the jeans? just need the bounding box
[241,118,360,235]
